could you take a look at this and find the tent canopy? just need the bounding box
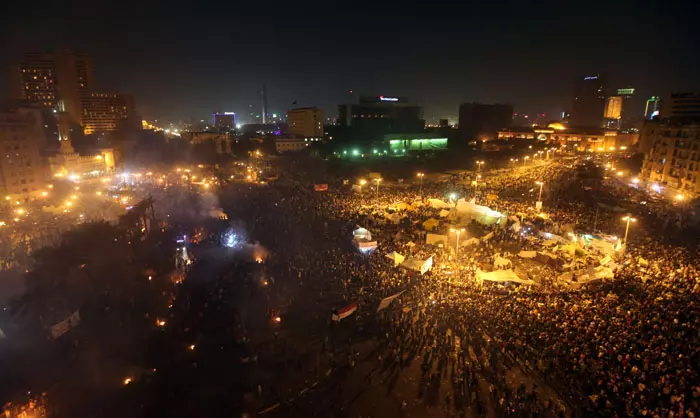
[353,227,372,241]
[423,218,440,231]
[385,251,406,266]
[476,269,533,285]
[427,199,451,209]
[455,199,504,225]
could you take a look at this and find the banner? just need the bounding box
[377,291,405,313]
[420,256,433,275]
[50,310,81,339]
[332,302,358,322]
[314,184,328,192]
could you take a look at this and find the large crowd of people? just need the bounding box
[244,157,700,417]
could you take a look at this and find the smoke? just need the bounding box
[151,189,224,224]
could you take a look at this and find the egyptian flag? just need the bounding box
[332,302,358,322]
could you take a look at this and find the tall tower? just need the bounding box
[571,74,607,127]
[260,84,268,124]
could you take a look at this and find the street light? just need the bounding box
[535,181,544,202]
[622,216,636,245]
[675,194,685,202]
[450,228,466,254]
[523,156,530,166]
[358,179,367,192]
[417,172,424,198]
[476,160,484,171]
[374,178,382,199]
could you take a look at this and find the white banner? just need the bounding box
[376,291,405,313]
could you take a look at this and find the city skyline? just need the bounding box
[1,0,698,123]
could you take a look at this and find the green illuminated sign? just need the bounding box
[388,138,448,153]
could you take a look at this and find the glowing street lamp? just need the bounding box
[374,178,382,199]
[622,216,636,245]
[416,172,424,198]
[535,181,544,202]
[675,194,685,202]
[476,160,484,171]
[523,156,530,166]
[450,228,466,253]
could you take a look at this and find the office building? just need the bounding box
[10,50,94,127]
[498,124,637,151]
[570,74,607,127]
[645,96,662,120]
[287,107,324,138]
[274,137,321,153]
[660,92,700,121]
[604,96,623,129]
[458,102,513,140]
[640,122,700,197]
[338,95,424,142]
[0,107,49,202]
[213,112,237,131]
[81,93,139,135]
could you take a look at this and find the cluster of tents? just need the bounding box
[385,251,434,275]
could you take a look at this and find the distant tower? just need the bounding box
[260,84,268,124]
[56,100,75,154]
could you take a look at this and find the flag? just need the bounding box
[332,302,358,322]
[377,291,405,312]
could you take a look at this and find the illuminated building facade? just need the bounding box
[48,103,115,178]
[498,124,637,151]
[604,96,623,129]
[338,95,424,142]
[385,134,448,154]
[10,50,94,127]
[640,123,700,196]
[81,93,139,135]
[459,103,513,140]
[0,108,49,202]
[287,107,324,138]
[213,112,236,131]
[571,74,607,127]
[275,137,321,153]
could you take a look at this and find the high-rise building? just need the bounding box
[604,96,623,129]
[640,122,700,197]
[213,112,237,131]
[287,107,324,138]
[0,107,49,202]
[338,95,424,142]
[260,85,268,124]
[660,92,700,121]
[571,74,607,127]
[645,96,662,120]
[81,93,140,135]
[10,50,94,126]
[458,103,513,140]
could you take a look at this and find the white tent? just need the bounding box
[426,233,449,246]
[455,199,504,225]
[388,202,409,211]
[439,209,451,218]
[463,237,480,247]
[493,257,512,269]
[476,269,533,285]
[427,199,451,209]
[401,256,433,275]
[423,218,440,231]
[385,251,406,266]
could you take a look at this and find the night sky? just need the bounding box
[1,0,698,124]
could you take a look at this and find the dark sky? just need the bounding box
[1,0,698,124]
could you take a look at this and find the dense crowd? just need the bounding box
[271,159,700,417]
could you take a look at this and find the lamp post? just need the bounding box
[417,172,424,199]
[450,228,465,254]
[622,216,636,245]
[359,179,367,192]
[474,174,481,201]
[536,181,544,201]
[476,160,484,172]
[523,156,530,166]
[374,178,382,199]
